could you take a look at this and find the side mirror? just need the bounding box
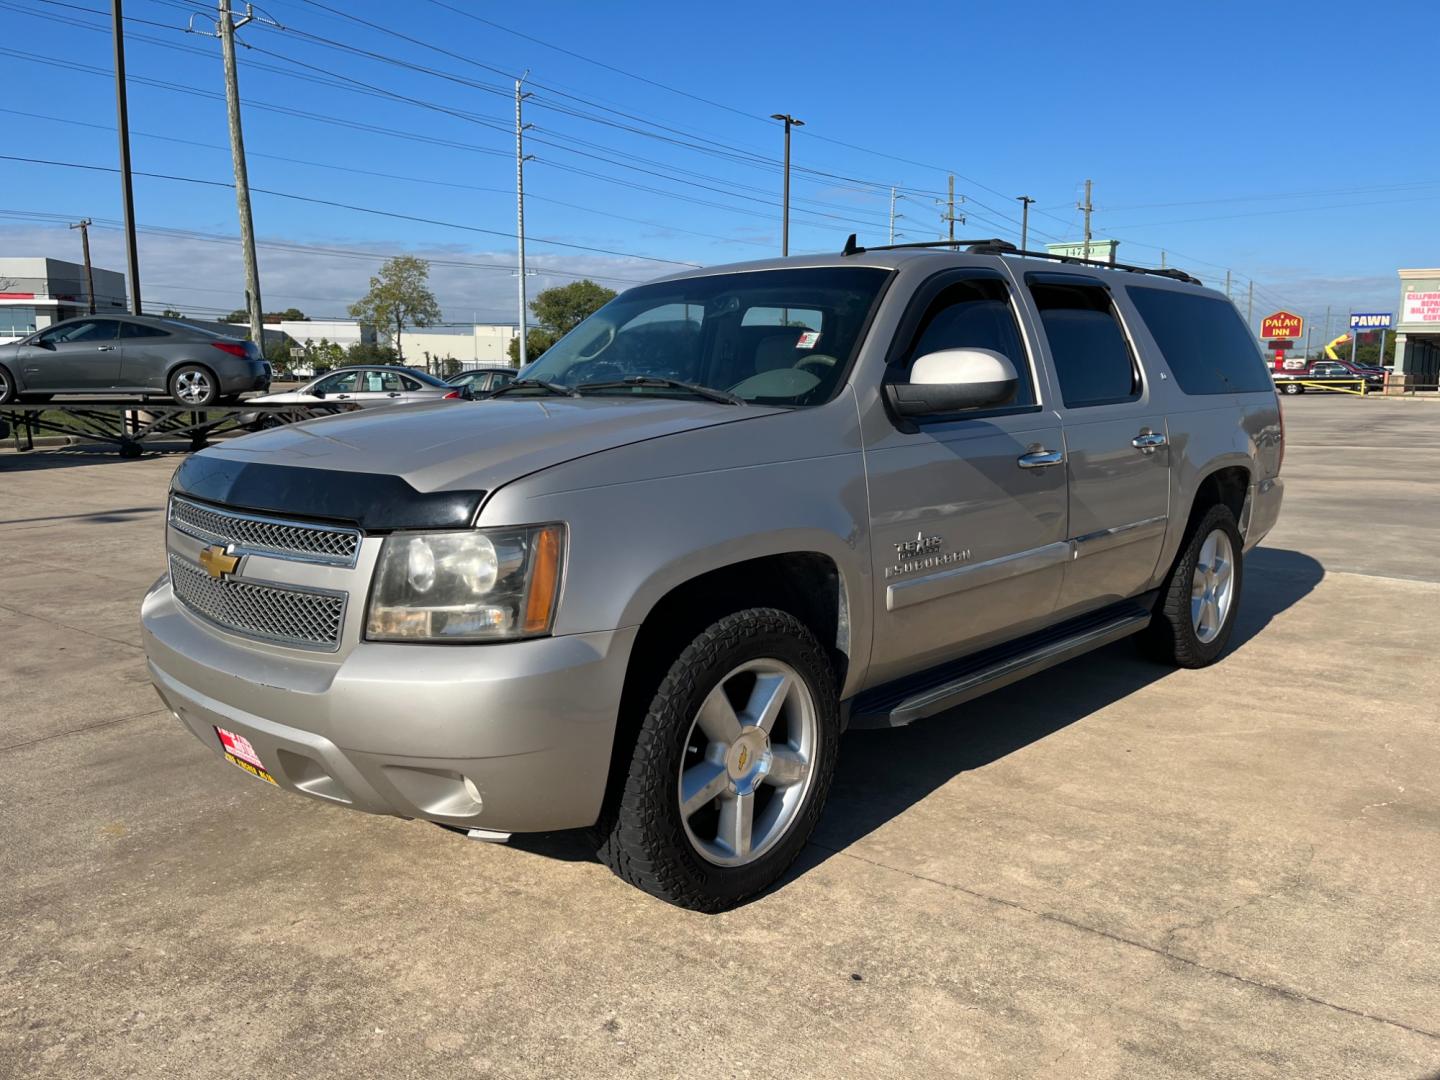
[310,387,325,399]
[459,384,475,400]
[885,348,1018,417]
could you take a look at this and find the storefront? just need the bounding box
[1392,268,1440,390]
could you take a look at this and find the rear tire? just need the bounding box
[1282,382,1303,395]
[169,364,219,406]
[1143,504,1244,669]
[596,608,840,912]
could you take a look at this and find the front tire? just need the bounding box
[1282,382,1303,395]
[1143,504,1244,668]
[0,365,16,404]
[597,608,840,912]
[169,364,219,406]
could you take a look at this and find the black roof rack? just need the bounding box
[839,233,1203,287]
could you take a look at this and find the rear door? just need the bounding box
[1022,273,1170,617]
[22,319,123,390]
[863,268,1069,683]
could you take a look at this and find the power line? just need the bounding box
[0,154,702,266]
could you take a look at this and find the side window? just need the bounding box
[1126,286,1271,395]
[492,371,514,387]
[898,278,1036,409]
[1028,281,1139,408]
[120,322,170,340]
[315,371,357,394]
[397,374,421,391]
[49,320,119,344]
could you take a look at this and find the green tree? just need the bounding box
[506,279,617,364]
[507,328,558,365]
[347,256,441,361]
[161,307,184,318]
[532,279,616,336]
[346,341,400,365]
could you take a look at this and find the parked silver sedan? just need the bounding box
[244,365,467,422]
[0,314,270,405]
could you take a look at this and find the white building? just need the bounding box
[275,319,376,351]
[394,324,519,367]
[0,256,128,342]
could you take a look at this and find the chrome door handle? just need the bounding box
[1018,449,1065,469]
[96,345,116,351]
[1132,432,1167,453]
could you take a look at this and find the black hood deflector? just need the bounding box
[172,454,485,531]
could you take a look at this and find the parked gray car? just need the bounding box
[0,314,269,405]
[142,242,1284,911]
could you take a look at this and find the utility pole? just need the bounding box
[888,187,903,244]
[1017,195,1035,250]
[1225,270,1232,299]
[1247,280,1254,327]
[1159,249,1166,270]
[1078,179,1093,261]
[1323,305,1331,357]
[770,113,803,256]
[516,75,534,366]
[111,0,141,313]
[938,176,966,243]
[216,0,263,346]
[69,219,96,314]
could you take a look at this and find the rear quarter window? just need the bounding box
[1126,286,1273,395]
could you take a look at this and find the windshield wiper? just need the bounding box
[486,378,581,399]
[575,376,744,406]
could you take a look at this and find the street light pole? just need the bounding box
[770,113,804,256]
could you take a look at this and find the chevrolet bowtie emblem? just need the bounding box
[198,544,240,580]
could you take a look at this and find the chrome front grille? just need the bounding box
[169,554,347,651]
[169,496,360,567]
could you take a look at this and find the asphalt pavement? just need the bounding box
[1,395,1437,1079]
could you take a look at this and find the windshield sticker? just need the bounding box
[795,330,821,350]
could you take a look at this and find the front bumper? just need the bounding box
[142,577,637,832]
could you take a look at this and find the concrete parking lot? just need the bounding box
[2,395,1438,1079]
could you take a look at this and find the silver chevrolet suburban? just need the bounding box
[141,241,1284,911]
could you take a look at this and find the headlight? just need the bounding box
[365,524,564,642]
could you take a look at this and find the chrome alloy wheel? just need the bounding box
[677,658,818,867]
[0,368,10,400]
[1191,528,1236,644]
[174,369,213,404]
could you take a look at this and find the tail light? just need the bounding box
[443,390,461,399]
[211,342,248,357]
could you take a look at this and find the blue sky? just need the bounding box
[1,0,1433,338]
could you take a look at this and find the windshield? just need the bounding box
[518,267,890,406]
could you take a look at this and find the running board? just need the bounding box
[849,599,1154,729]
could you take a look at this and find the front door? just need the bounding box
[21,319,123,390]
[864,269,1069,685]
[1023,275,1170,617]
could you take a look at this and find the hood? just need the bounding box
[198,396,783,497]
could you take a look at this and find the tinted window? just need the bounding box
[1127,286,1272,395]
[898,277,1035,408]
[1028,281,1138,407]
[45,319,120,344]
[314,372,358,394]
[120,322,170,339]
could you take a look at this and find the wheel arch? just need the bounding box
[601,550,852,827]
